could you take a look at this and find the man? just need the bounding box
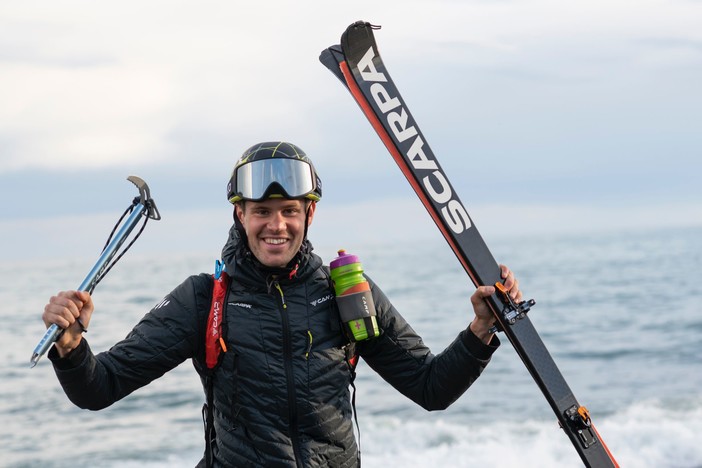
[43,141,521,467]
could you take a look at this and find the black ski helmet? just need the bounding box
[227,141,322,204]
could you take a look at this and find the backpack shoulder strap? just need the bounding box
[322,264,364,461]
[201,260,231,468]
[205,261,230,370]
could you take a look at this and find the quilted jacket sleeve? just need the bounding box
[48,274,212,410]
[358,276,500,411]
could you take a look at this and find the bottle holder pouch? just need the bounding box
[336,290,380,342]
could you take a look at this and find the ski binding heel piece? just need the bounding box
[563,405,598,449]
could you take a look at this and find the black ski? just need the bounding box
[320,21,618,468]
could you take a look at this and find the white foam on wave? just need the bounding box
[85,393,702,468]
[359,396,702,468]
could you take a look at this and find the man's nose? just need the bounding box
[267,211,285,231]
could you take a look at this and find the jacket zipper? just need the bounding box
[305,330,313,360]
[272,279,304,468]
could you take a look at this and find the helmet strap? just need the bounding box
[303,200,315,240]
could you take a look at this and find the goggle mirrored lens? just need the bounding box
[234,158,315,201]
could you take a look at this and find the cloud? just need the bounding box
[0,63,178,170]
[0,2,340,172]
[0,0,700,232]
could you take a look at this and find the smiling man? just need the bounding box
[42,141,521,467]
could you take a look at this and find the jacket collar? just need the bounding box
[221,224,322,287]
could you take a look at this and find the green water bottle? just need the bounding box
[330,249,380,342]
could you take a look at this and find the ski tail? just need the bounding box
[320,21,618,468]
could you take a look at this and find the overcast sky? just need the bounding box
[1,1,700,261]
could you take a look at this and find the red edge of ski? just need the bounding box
[320,21,618,468]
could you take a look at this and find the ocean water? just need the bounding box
[1,225,700,467]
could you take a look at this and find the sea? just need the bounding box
[1,224,700,467]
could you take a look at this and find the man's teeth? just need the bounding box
[265,238,287,245]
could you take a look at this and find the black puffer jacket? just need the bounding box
[50,227,499,467]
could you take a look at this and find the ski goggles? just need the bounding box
[228,158,319,203]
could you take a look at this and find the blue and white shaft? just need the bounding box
[29,203,147,368]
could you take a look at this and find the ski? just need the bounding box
[320,21,618,467]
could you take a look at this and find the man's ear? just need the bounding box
[306,201,317,226]
[234,203,245,225]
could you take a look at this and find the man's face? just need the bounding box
[235,198,315,268]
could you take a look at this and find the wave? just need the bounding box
[96,395,702,468]
[358,395,702,468]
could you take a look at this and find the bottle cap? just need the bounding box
[330,249,360,269]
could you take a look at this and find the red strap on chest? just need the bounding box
[205,271,230,369]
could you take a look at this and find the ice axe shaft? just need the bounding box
[29,176,159,367]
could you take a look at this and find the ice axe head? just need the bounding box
[127,175,161,220]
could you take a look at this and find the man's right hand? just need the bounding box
[43,290,94,357]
